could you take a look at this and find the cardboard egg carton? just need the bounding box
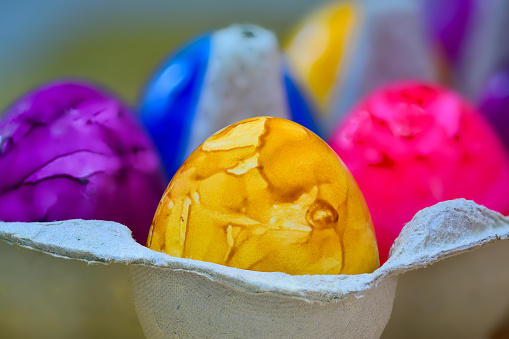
[1,199,509,338]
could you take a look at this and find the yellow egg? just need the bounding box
[285,2,358,111]
[147,117,379,275]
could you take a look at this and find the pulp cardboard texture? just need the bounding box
[1,199,509,338]
[0,240,145,339]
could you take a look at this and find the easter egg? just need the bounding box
[420,0,476,85]
[141,24,319,180]
[285,1,357,111]
[148,117,379,275]
[478,63,509,151]
[285,1,437,138]
[329,81,509,264]
[0,81,166,244]
[421,0,475,68]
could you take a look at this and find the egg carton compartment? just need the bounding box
[0,240,144,339]
[1,199,509,339]
[382,239,509,339]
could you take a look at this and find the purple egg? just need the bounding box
[0,81,166,244]
[479,64,509,150]
[422,0,475,66]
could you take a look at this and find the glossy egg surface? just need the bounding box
[141,24,320,180]
[329,82,509,263]
[0,81,166,243]
[148,117,379,275]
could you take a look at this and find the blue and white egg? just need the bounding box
[140,24,319,179]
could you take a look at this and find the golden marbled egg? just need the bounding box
[147,117,379,275]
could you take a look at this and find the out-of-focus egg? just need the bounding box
[140,24,319,180]
[453,1,509,99]
[329,81,509,264]
[478,63,509,150]
[0,81,166,244]
[285,1,438,139]
[421,0,475,68]
[285,1,357,111]
[420,0,476,85]
[148,117,379,275]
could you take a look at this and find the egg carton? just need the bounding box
[1,198,509,339]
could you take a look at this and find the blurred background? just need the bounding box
[0,0,331,111]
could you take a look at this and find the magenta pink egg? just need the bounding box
[329,82,509,264]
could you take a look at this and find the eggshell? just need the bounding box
[285,1,358,111]
[140,24,319,179]
[329,81,509,264]
[454,0,509,99]
[285,0,437,138]
[421,0,475,67]
[0,81,166,243]
[148,116,379,275]
[1,199,509,338]
[478,64,509,151]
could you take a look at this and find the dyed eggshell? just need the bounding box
[148,117,379,275]
[0,81,166,244]
[478,64,509,151]
[141,25,320,180]
[422,0,475,67]
[285,1,357,111]
[286,1,438,141]
[329,82,509,264]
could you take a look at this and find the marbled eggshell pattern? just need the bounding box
[148,117,379,275]
[0,81,166,244]
[329,81,509,264]
[141,24,320,180]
